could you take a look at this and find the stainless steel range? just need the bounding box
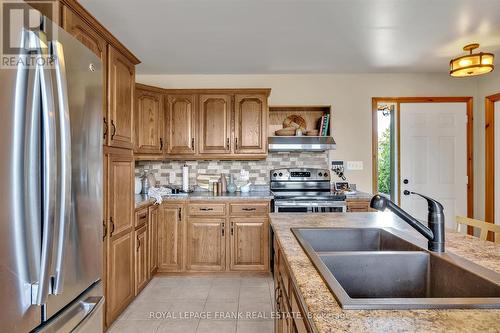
[270,168,347,213]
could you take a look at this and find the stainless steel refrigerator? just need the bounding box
[0,3,103,332]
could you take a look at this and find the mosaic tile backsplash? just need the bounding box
[135,152,329,186]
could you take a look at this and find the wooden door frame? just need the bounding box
[485,93,500,239]
[372,97,474,221]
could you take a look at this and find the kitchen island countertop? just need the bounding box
[270,212,500,333]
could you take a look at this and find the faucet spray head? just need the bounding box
[370,194,388,211]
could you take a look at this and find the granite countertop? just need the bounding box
[135,191,273,208]
[135,189,371,208]
[270,212,500,332]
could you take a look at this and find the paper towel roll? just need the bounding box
[182,164,189,192]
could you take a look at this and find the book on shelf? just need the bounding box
[321,114,330,136]
[318,115,325,135]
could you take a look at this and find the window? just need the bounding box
[372,101,398,202]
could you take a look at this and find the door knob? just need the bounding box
[403,179,409,184]
[403,190,411,196]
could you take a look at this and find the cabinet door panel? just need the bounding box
[199,94,232,154]
[187,218,225,271]
[158,205,183,271]
[108,155,134,237]
[108,46,135,149]
[149,205,159,274]
[62,6,108,143]
[135,224,149,295]
[166,95,196,154]
[106,232,134,325]
[234,94,267,154]
[230,218,268,271]
[135,89,164,154]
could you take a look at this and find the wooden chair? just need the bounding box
[456,216,500,243]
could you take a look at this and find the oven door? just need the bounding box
[274,200,347,213]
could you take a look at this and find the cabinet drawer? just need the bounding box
[188,203,226,216]
[229,202,268,216]
[135,207,149,228]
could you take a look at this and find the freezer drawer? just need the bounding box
[35,282,103,333]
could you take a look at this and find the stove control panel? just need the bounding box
[270,168,330,181]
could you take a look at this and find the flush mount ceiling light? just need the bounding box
[450,43,494,77]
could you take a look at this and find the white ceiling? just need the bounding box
[80,0,500,74]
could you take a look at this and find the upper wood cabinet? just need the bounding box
[198,94,232,154]
[234,94,268,155]
[158,204,184,272]
[135,86,164,155]
[135,88,270,160]
[108,45,135,149]
[166,95,197,155]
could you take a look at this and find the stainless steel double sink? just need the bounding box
[292,228,500,309]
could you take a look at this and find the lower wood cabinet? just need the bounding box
[106,231,134,325]
[186,217,226,271]
[135,224,149,295]
[274,237,311,333]
[229,217,269,271]
[346,200,372,212]
[104,148,134,327]
[158,203,184,272]
[149,204,159,274]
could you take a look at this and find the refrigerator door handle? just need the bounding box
[36,295,104,333]
[33,30,57,306]
[50,40,72,295]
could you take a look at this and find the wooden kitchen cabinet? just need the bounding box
[198,94,232,154]
[165,95,197,155]
[62,6,108,142]
[135,85,165,155]
[346,200,371,212]
[105,149,135,326]
[229,217,269,271]
[274,237,312,333]
[106,231,134,325]
[158,204,184,272]
[107,153,134,237]
[186,218,226,271]
[108,45,135,149]
[149,204,159,274]
[234,94,268,155]
[135,223,149,295]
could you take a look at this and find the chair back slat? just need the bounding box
[456,216,500,243]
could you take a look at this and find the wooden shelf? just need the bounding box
[269,105,331,137]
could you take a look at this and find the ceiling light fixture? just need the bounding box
[450,43,494,77]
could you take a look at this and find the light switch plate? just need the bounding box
[346,161,364,170]
[169,171,176,184]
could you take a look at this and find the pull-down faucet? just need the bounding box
[370,192,445,252]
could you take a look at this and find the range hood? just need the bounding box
[268,136,336,152]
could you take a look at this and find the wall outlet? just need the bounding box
[346,161,364,171]
[169,171,176,184]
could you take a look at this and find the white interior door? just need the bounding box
[400,103,468,229]
[495,101,500,225]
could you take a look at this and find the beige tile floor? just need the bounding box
[108,275,275,333]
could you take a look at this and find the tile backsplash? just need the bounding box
[135,152,328,186]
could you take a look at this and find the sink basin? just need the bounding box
[292,227,500,309]
[292,227,421,252]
